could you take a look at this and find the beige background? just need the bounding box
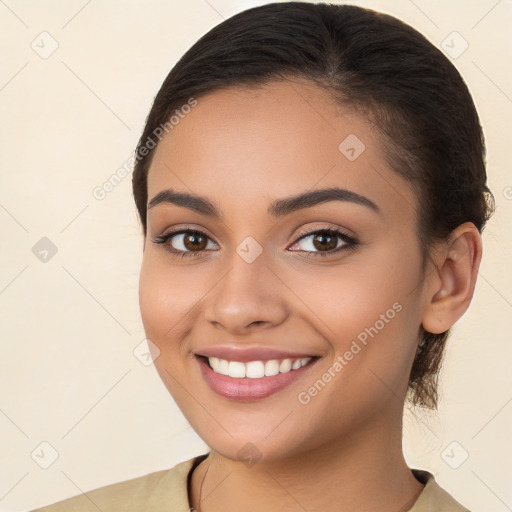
[0,0,511,511]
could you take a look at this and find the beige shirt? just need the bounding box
[31,453,471,511]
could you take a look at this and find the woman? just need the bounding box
[33,2,494,511]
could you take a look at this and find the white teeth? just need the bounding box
[279,359,292,373]
[246,361,265,378]
[292,359,302,370]
[219,359,229,375]
[228,361,246,378]
[206,356,313,378]
[265,359,280,376]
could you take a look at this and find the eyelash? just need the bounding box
[151,227,358,259]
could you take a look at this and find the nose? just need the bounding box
[204,251,289,335]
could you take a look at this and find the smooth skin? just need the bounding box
[138,78,482,512]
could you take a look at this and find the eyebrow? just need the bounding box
[147,186,380,218]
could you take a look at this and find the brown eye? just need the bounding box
[182,232,208,251]
[289,228,357,257]
[152,229,218,257]
[311,232,338,251]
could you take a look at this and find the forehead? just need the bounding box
[147,80,417,221]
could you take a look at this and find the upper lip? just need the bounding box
[195,345,320,362]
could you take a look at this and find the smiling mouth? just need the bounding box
[197,354,318,379]
[195,354,321,401]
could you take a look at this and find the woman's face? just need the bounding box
[139,79,433,462]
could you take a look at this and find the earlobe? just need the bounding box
[421,222,482,334]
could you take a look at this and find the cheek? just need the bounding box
[286,277,421,441]
[294,244,417,336]
[292,244,421,394]
[138,255,199,402]
[138,254,194,353]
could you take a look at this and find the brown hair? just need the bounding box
[132,2,495,408]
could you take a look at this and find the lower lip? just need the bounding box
[196,356,320,401]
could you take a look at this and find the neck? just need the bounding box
[189,411,424,512]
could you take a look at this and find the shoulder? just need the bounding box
[30,453,208,512]
[409,469,472,512]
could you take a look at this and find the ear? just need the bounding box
[421,222,483,334]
